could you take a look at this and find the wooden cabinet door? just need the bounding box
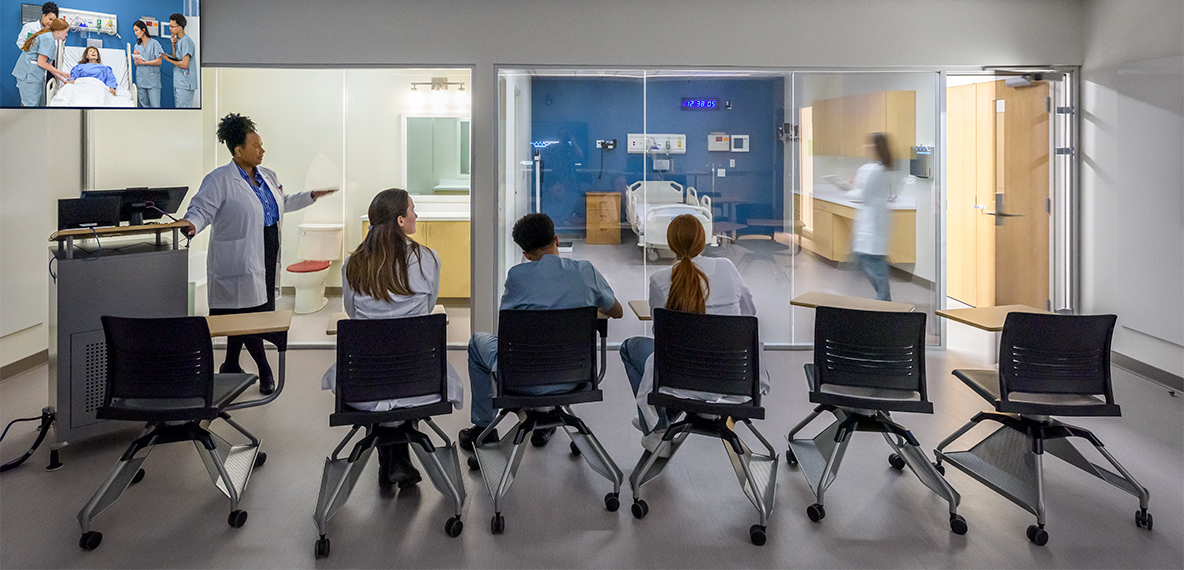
[424,221,471,298]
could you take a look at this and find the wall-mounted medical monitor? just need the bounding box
[3,0,201,109]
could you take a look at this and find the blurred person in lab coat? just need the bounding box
[848,132,896,301]
[179,113,337,394]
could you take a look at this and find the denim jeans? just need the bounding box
[467,332,580,427]
[619,336,676,434]
[856,253,892,301]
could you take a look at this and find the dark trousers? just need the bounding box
[210,224,279,376]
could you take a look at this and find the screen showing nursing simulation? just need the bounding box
[3,0,201,109]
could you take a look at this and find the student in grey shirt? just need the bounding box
[458,213,623,452]
[161,13,196,107]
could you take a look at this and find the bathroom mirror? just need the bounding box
[403,114,471,195]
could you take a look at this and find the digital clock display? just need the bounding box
[681,98,719,109]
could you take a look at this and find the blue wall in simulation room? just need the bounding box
[3,0,186,108]
[531,76,785,234]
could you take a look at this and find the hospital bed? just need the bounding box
[48,45,136,107]
[626,180,714,261]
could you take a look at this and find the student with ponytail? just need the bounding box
[11,17,70,106]
[320,188,463,490]
[619,214,767,455]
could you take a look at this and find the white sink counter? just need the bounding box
[364,194,471,222]
[803,184,917,211]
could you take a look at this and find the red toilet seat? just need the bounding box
[286,260,331,273]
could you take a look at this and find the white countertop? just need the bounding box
[363,194,470,222]
[800,184,917,211]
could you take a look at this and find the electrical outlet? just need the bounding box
[596,139,618,150]
[716,168,726,177]
[729,159,735,167]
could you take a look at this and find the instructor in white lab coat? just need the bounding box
[180,113,336,394]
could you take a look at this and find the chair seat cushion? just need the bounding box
[953,368,1114,415]
[819,383,921,402]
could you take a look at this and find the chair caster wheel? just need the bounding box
[79,531,102,551]
[631,499,649,519]
[888,453,906,470]
[467,455,480,471]
[604,492,620,512]
[314,537,330,559]
[131,468,145,484]
[749,524,767,546]
[228,510,248,528]
[1026,524,1048,546]
[491,513,505,534]
[445,516,463,537]
[786,449,797,466]
[933,461,945,475]
[949,514,968,535]
[570,441,581,456]
[806,503,826,522]
[255,452,267,468]
[1136,509,1153,530]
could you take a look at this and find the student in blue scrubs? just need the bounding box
[131,20,163,107]
[11,18,70,107]
[161,13,197,108]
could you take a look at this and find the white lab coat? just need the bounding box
[16,20,40,49]
[850,162,892,256]
[185,161,316,309]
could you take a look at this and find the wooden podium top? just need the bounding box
[50,221,189,242]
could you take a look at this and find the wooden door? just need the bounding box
[946,84,979,305]
[994,80,1050,309]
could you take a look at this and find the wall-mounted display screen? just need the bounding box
[680,97,718,109]
[4,0,201,109]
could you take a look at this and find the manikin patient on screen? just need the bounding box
[69,46,117,95]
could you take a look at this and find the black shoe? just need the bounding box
[377,446,395,488]
[458,426,498,452]
[258,368,275,395]
[531,427,557,447]
[389,444,421,488]
[219,362,245,374]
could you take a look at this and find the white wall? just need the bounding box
[1080,0,1184,377]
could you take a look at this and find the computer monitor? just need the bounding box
[81,187,189,226]
[58,196,121,230]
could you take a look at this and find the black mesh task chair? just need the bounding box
[313,314,465,559]
[935,312,1150,546]
[77,316,268,551]
[471,307,623,535]
[629,309,779,546]
[786,307,967,534]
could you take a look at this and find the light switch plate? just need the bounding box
[716,168,726,177]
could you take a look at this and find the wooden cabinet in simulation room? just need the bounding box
[812,91,916,161]
[802,198,916,264]
[585,192,622,245]
[417,220,471,298]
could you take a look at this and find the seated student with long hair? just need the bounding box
[619,214,769,455]
[320,188,463,489]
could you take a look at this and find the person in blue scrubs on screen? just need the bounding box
[12,18,70,107]
[131,20,163,107]
[161,13,197,108]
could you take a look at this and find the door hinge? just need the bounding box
[1046,198,1051,213]
[1055,106,1075,115]
[1046,97,1052,113]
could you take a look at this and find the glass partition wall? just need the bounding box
[498,68,939,346]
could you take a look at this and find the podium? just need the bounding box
[48,222,189,445]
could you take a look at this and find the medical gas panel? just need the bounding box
[626,133,687,154]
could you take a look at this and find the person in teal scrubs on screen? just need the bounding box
[161,13,196,108]
[11,18,70,107]
[131,20,163,107]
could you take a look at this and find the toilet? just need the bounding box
[285,223,344,314]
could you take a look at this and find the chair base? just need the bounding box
[313,418,465,553]
[787,406,963,532]
[77,417,262,547]
[935,410,1150,544]
[630,414,779,544]
[473,406,622,534]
